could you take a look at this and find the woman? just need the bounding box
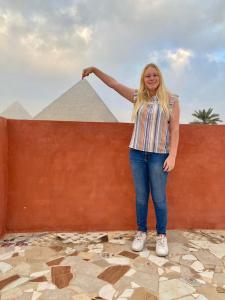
[82,64,180,256]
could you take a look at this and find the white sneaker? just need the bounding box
[131,231,147,252]
[156,234,169,257]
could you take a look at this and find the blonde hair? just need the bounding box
[131,63,171,122]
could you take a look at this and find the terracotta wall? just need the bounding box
[4,120,225,232]
[0,117,8,236]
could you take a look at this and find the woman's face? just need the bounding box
[144,66,160,93]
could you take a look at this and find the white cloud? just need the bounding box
[75,26,93,44]
[166,48,194,70]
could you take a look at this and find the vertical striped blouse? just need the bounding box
[129,90,179,154]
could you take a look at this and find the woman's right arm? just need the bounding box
[82,67,136,103]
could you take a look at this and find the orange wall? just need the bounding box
[4,120,225,232]
[0,117,8,236]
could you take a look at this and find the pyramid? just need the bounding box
[34,79,118,122]
[0,102,32,120]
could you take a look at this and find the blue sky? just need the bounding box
[0,0,225,123]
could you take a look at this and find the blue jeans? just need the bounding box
[129,148,169,234]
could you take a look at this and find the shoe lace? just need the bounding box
[135,231,146,241]
[157,235,166,247]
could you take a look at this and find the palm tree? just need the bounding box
[190,108,223,124]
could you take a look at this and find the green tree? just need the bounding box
[190,108,223,124]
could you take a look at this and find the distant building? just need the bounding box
[0,102,32,120]
[34,79,118,122]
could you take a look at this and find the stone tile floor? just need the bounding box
[0,230,225,300]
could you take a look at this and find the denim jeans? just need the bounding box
[129,148,169,234]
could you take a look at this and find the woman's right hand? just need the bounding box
[82,67,95,79]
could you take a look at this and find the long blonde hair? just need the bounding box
[131,63,171,122]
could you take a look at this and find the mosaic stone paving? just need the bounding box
[0,230,225,299]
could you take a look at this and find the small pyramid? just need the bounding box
[34,79,118,122]
[0,102,32,120]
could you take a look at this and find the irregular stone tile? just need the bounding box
[182,277,206,288]
[73,293,94,299]
[12,252,19,257]
[131,270,158,295]
[159,277,168,282]
[19,282,40,293]
[1,287,23,299]
[99,284,116,300]
[191,261,204,272]
[216,286,225,293]
[103,242,125,254]
[25,247,56,263]
[148,254,168,267]
[166,271,181,280]
[38,288,75,300]
[199,271,214,283]
[159,278,195,300]
[182,254,197,261]
[71,273,106,293]
[0,274,20,290]
[1,277,30,292]
[197,284,225,300]
[131,281,140,288]
[92,259,110,268]
[170,266,181,273]
[36,282,56,291]
[119,251,139,259]
[51,265,73,289]
[168,254,181,263]
[78,251,94,260]
[68,250,78,256]
[167,230,188,243]
[65,247,78,255]
[28,262,49,274]
[30,270,50,278]
[97,265,130,284]
[195,295,209,300]
[132,258,158,275]
[212,273,225,287]
[62,256,103,277]
[158,268,164,275]
[168,242,189,256]
[194,249,224,271]
[190,240,225,259]
[88,244,103,254]
[0,262,12,274]
[0,250,18,260]
[31,291,42,300]
[17,293,34,300]
[109,239,126,245]
[124,268,136,276]
[105,257,130,265]
[139,250,150,258]
[30,276,47,282]
[13,262,31,276]
[113,275,134,296]
[189,247,199,252]
[177,296,195,300]
[129,287,158,300]
[181,264,200,277]
[119,288,134,297]
[46,257,65,266]
[49,245,63,252]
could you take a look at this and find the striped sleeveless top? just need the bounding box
[129,90,179,154]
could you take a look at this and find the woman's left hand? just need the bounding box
[163,155,176,172]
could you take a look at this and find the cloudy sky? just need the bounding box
[0,0,225,123]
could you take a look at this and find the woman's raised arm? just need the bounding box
[82,67,136,103]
